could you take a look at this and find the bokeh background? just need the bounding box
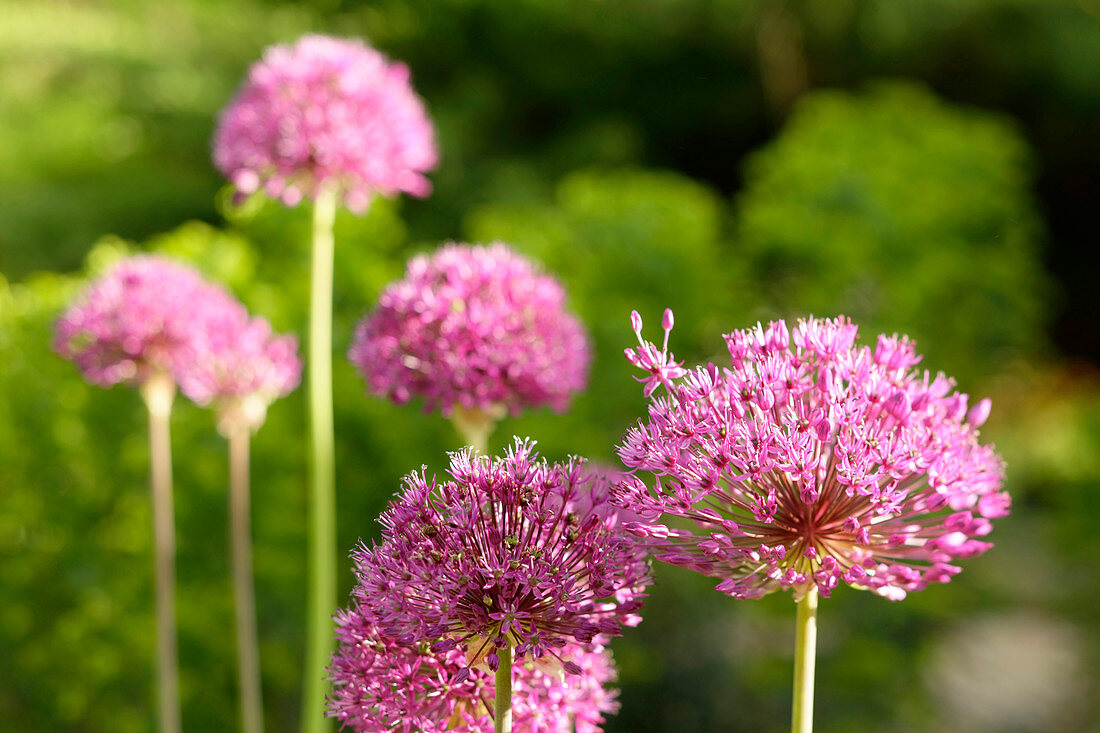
[2,1,1099,731]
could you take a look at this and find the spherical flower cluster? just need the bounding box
[348,243,591,416]
[351,439,650,677]
[55,256,245,388]
[177,314,302,431]
[615,311,1009,601]
[328,608,620,732]
[214,34,438,212]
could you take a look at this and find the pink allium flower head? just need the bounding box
[617,312,1009,601]
[348,243,591,416]
[328,609,620,732]
[177,313,302,428]
[55,255,245,388]
[350,439,650,678]
[214,34,438,212]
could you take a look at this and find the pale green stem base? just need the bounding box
[303,188,338,733]
[791,586,819,733]
[140,373,181,733]
[229,427,264,733]
[494,644,513,733]
[451,405,504,453]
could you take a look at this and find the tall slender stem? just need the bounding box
[791,586,819,733]
[494,644,513,733]
[229,427,264,733]
[140,372,181,733]
[303,187,338,733]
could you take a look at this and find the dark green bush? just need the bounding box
[735,81,1049,383]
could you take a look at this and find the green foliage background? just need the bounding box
[2,1,1098,732]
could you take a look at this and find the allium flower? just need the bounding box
[177,312,302,429]
[350,439,649,676]
[328,609,620,732]
[348,243,591,416]
[616,311,1008,601]
[214,34,438,212]
[55,255,244,387]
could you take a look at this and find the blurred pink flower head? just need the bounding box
[55,255,244,388]
[616,311,1008,601]
[214,34,438,212]
[349,439,650,678]
[328,609,620,732]
[177,313,301,428]
[349,243,591,416]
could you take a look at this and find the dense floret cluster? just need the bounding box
[349,243,590,416]
[177,313,301,426]
[350,440,650,676]
[214,34,437,212]
[616,311,1008,601]
[328,609,619,732]
[55,256,244,388]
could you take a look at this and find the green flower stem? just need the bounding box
[494,643,513,733]
[303,187,338,733]
[791,586,819,733]
[229,426,264,733]
[451,405,503,453]
[140,372,181,733]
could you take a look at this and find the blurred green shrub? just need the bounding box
[735,81,1050,383]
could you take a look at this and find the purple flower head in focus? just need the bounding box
[328,609,620,732]
[214,34,438,212]
[177,312,302,431]
[348,243,590,417]
[616,311,1008,601]
[55,255,244,388]
[350,439,650,678]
